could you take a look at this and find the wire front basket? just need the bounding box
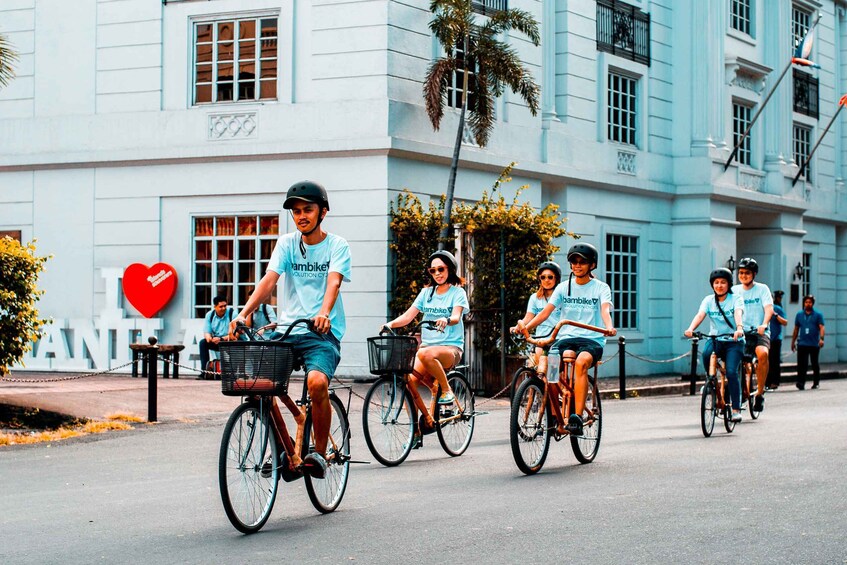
[367,335,418,375]
[219,341,295,396]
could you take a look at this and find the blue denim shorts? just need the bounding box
[287,332,341,380]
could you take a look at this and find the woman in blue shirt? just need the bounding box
[514,261,562,377]
[384,251,469,432]
[684,268,746,422]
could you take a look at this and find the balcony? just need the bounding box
[471,0,507,16]
[793,69,819,119]
[596,0,651,66]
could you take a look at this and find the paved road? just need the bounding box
[1,382,845,564]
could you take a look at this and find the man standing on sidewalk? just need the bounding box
[790,295,825,390]
[766,290,788,390]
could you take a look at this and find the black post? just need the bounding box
[689,337,699,396]
[147,336,158,422]
[131,348,139,378]
[618,336,626,400]
[499,231,506,392]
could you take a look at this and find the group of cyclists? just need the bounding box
[226,181,798,477]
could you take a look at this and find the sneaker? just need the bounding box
[418,414,436,435]
[565,414,583,436]
[403,433,423,451]
[753,394,764,412]
[731,410,742,422]
[437,391,455,405]
[796,383,805,391]
[301,452,328,479]
[811,383,820,389]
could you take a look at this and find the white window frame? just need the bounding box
[732,101,754,167]
[730,0,754,37]
[793,123,813,181]
[191,13,280,106]
[446,36,479,110]
[801,252,812,297]
[791,5,813,51]
[605,233,639,331]
[192,214,280,318]
[607,70,638,147]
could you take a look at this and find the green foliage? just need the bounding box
[452,164,575,355]
[389,164,576,355]
[388,192,452,318]
[0,238,49,376]
[0,34,19,88]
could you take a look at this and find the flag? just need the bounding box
[792,24,820,68]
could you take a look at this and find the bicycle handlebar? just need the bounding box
[379,320,440,336]
[686,331,737,340]
[238,318,318,342]
[517,319,612,347]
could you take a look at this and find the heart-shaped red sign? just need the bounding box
[122,263,179,318]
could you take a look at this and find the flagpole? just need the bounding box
[724,14,822,171]
[792,96,847,186]
[724,60,793,171]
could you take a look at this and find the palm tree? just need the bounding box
[424,0,541,248]
[0,33,19,88]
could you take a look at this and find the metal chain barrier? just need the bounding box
[0,360,140,383]
[623,350,692,364]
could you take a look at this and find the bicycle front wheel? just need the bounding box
[304,393,351,513]
[700,380,716,437]
[362,376,415,467]
[723,404,736,433]
[435,373,475,456]
[571,376,602,464]
[510,376,551,475]
[747,361,761,420]
[510,366,535,403]
[219,400,279,534]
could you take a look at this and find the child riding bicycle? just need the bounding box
[229,180,351,478]
[382,250,469,447]
[731,257,773,412]
[512,243,616,436]
[684,268,745,422]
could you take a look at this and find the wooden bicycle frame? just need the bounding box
[402,373,466,426]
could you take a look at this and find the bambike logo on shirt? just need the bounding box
[744,297,761,305]
[420,306,451,317]
[559,296,599,309]
[292,260,331,278]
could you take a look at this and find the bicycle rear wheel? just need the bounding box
[510,376,551,475]
[362,376,415,466]
[723,405,736,433]
[510,366,535,403]
[435,372,475,456]
[219,400,279,533]
[571,376,602,464]
[700,380,717,437]
[304,393,351,513]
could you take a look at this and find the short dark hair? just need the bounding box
[213,295,227,306]
[803,294,815,305]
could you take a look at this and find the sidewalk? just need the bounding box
[2,363,845,423]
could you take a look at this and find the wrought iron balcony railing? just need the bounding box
[471,0,507,16]
[793,69,819,119]
[596,0,651,66]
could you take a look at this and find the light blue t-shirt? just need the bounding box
[698,294,745,342]
[412,285,470,350]
[267,232,352,341]
[204,308,233,338]
[731,282,773,334]
[548,278,613,346]
[526,293,560,339]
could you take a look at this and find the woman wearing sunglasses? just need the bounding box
[512,262,562,376]
[383,250,469,428]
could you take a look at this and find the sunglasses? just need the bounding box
[428,266,447,274]
[570,258,590,266]
[539,275,556,280]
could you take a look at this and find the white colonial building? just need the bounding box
[1,0,846,380]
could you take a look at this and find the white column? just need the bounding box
[541,0,558,122]
[762,0,791,170]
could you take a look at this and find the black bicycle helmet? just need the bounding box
[709,268,733,285]
[429,250,458,272]
[283,180,330,211]
[737,257,758,275]
[537,261,562,284]
[802,294,815,305]
[567,243,598,268]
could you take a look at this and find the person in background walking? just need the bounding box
[790,295,825,390]
[199,295,235,379]
[766,290,788,390]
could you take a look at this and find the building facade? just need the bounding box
[1,0,845,377]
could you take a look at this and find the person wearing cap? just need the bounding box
[229,180,351,479]
[383,250,469,448]
[515,243,616,436]
[684,268,746,422]
[512,261,562,377]
[790,294,825,390]
[766,290,788,390]
[731,257,774,412]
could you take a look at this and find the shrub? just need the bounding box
[0,237,49,376]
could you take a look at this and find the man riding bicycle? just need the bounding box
[513,243,616,436]
[731,257,773,412]
[229,180,351,478]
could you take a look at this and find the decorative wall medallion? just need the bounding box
[208,112,258,140]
